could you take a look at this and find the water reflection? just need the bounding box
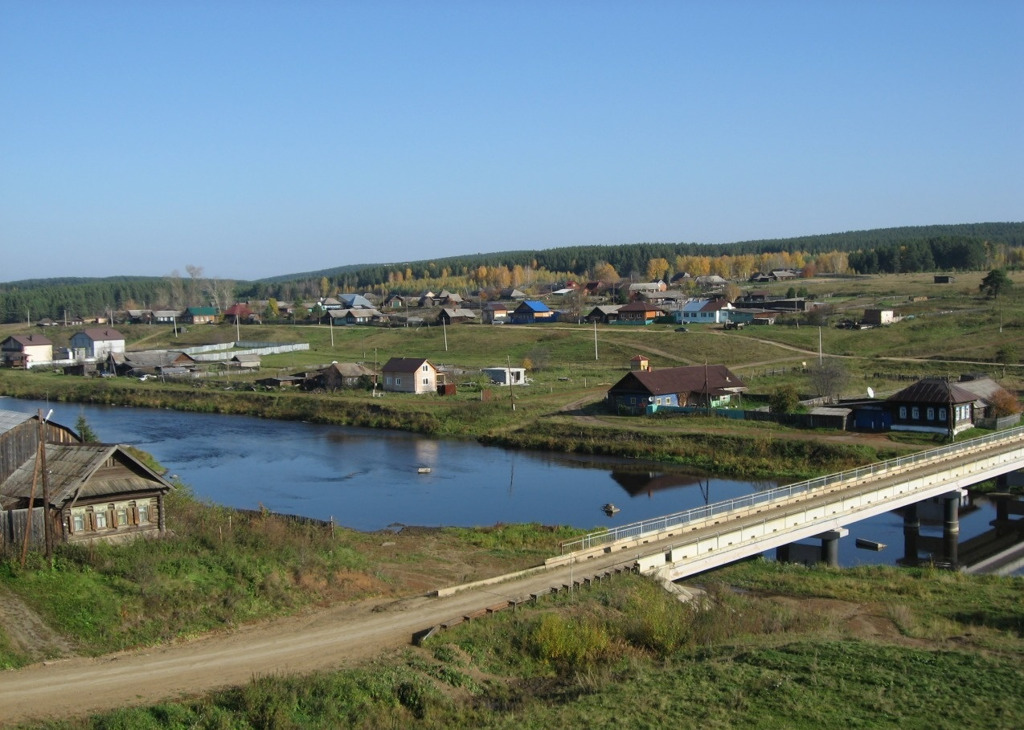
[1,397,1021,573]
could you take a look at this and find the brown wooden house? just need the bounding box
[1,443,173,545]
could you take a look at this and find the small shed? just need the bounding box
[482,367,526,386]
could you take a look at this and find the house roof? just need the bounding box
[186,307,218,316]
[324,362,375,378]
[3,334,53,347]
[440,308,477,319]
[0,410,34,436]
[619,301,663,313]
[955,377,1013,406]
[118,350,196,368]
[340,294,373,308]
[0,443,172,509]
[886,378,977,405]
[79,328,125,342]
[611,365,747,398]
[517,300,551,313]
[700,299,734,312]
[382,357,434,374]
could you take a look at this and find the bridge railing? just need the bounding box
[560,424,1024,554]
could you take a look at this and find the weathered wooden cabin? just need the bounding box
[0,410,81,485]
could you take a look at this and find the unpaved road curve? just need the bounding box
[0,552,638,726]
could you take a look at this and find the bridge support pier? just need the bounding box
[943,493,960,567]
[817,528,848,567]
[902,503,920,564]
[777,529,848,567]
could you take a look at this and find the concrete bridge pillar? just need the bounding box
[818,529,847,567]
[943,493,961,567]
[902,503,920,564]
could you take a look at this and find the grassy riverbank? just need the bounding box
[29,563,1024,729]
[0,367,912,481]
[0,487,585,670]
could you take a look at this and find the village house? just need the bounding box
[510,300,556,324]
[301,362,376,391]
[69,328,125,360]
[607,363,747,415]
[0,443,173,545]
[152,310,181,324]
[615,301,665,325]
[0,409,81,484]
[107,349,197,377]
[482,302,509,324]
[584,304,622,324]
[381,357,441,394]
[182,307,219,325]
[223,304,254,324]
[437,308,478,325]
[676,298,735,324]
[628,281,667,298]
[1,334,53,368]
[885,378,976,437]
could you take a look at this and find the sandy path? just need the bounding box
[0,552,637,726]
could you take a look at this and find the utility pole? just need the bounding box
[593,320,599,360]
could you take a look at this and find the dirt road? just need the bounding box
[0,550,638,726]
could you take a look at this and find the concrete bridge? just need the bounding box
[549,426,1024,582]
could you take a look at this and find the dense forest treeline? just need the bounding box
[2,222,1023,323]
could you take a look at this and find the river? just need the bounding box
[1,397,1017,571]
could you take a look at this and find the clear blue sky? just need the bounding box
[2,1,1021,283]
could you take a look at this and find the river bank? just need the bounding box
[0,369,907,481]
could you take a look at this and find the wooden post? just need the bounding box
[20,443,42,567]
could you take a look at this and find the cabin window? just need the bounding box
[927,408,935,421]
[911,407,920,420]
[395,377,402,386]
[139,503,150,523]
[116,507,129,526]
[899,406,907,419]
[422,364,429,372]
[94,510,108,529]
[939,408,947,421]
[72,513,85,532]
[422,378,429,386]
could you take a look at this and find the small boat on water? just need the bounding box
[417,467,432,474]
[601,503,620,515]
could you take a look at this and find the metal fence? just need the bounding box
[559,425,1024,554]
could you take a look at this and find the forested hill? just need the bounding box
[2,222,1023,323]
[258,221,1024,287]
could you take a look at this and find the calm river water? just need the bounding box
[1,397,1013,571]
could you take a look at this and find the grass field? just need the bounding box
[37,562,1024,729]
